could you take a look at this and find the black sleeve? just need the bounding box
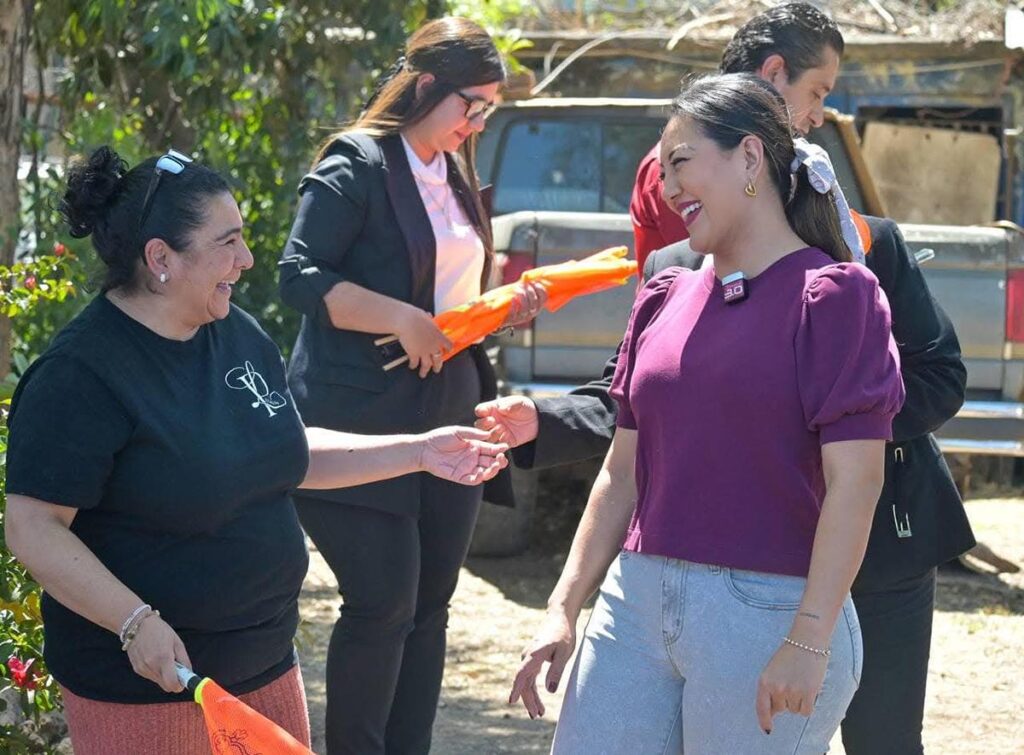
[868,218,967,441]
[277,138,371,325]
[511,357,620,470]
[6,356,133,509]
[510,247,673,469]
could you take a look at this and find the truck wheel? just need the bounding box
[470,466,538,557]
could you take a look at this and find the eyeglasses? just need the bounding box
[138,148,193,231]
[455,91,498,122]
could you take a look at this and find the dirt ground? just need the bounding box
[298,497,1024,754]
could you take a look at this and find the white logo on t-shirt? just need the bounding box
[225,361,288,417]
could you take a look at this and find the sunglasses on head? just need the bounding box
[454,91,498,122]
[138,148,193,231]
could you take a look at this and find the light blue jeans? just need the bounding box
[552,551,862,754]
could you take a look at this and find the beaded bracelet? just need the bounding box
[783,636,831,658]
[119,604,152,644]
[121,608,159,652]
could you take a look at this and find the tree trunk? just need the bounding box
[425,0,445,20]
[0,0,29,379]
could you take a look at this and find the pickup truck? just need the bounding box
[470,97,1024,555]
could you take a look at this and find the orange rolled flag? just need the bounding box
[429,246,636,362]
[378,246,637,369]
[176,664,314,755]
[521,245,637,311]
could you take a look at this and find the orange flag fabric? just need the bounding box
[850,209,873,255]
[433,246,637,361]
[177,665,314,755]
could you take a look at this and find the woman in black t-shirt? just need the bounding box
[3,146,508,755]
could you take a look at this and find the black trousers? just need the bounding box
[295,477,482,755]
[842,568,937,755]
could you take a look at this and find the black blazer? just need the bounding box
[279,133,513,512]
[513,217,974,589]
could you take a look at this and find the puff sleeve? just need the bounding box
[609,267,683,430]
[795,264,905,445]
[277,136,371,323]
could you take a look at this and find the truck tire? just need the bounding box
[470,466,538,557]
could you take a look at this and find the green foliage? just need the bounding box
[0,254,75,321]
[449,0,537,73]
[0,253,76,752]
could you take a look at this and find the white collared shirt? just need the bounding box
[401,136,485,314]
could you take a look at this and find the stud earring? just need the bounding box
[744,180,757,198]
[159,273,168,283]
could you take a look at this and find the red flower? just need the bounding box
[24,276,37,291]
[53,242,66,256]
[7,656,37,690]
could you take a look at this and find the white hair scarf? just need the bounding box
[791,138,866,264]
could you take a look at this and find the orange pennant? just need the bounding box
[193,677,314,755]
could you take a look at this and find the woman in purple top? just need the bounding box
[510,74,905,754]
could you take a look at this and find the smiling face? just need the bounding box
[761,46,840,136]
[165,192,253,327]
[660,116,754,255]
[414,79,501,154]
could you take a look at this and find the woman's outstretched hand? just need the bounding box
[419,426,509,485]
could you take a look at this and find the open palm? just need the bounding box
[421,427,509,485]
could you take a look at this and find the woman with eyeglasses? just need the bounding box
[3,145,509,755]
[276,16,543,755]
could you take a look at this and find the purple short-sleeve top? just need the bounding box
[609,247,905,577]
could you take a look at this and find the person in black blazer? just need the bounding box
[278,18,541,755]
[477,215,975,753]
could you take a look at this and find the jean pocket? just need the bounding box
[841,599,864,686]
[723,568,805,610]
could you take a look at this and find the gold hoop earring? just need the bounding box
[744,180,757,198]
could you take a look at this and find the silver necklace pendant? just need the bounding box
[415,173,456,232]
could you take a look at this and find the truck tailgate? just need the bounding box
[900,224,1012,394]
[492,211,638,382]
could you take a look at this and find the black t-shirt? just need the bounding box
[6,296,310,703]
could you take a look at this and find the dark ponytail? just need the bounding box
[670,73,850,263]
[58,145,231,292]
[785,166,851,263]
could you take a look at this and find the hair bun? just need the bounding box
[59,146,129,238]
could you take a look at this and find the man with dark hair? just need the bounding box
[631,2,843,267]
[478,4,975,753]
